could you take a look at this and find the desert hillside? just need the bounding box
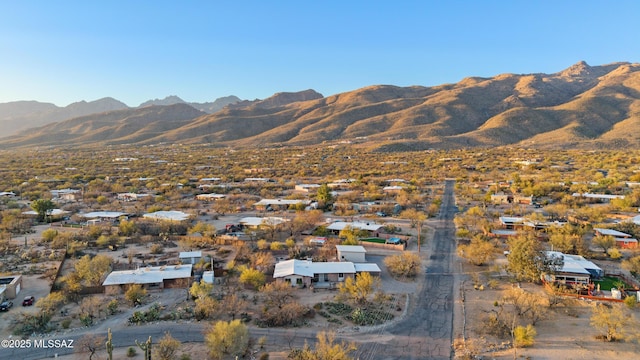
[1,61,639,150]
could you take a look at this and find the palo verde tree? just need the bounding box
[205,319,250,360]
[31,199,55,222]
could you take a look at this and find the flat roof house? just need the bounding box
[273,259,380,288]
[102,264,193,295]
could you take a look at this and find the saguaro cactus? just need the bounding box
[136,336,153,360]
[105,328,113,360]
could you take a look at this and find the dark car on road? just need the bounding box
[22,296,35,306]
[0,300,13,311]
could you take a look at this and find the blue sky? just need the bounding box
[1,1,639,107]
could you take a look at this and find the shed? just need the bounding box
[0,275,22,299]
[179,251,202,265]
[336,245,367,263]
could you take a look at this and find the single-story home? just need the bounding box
[326,221,385,237]
[238,216,289,229]
[117,193,151,202]
[81,211,128,223]
[294,184,321,193]
[336,245,367,263]
[572,193,625,202]
[594,228,638,249]
[543,251,603,286]
[253,199,310,211]
[102,264,193,295]
[196,193,226,201]
[273,259,380,288]
[143,211,191,222]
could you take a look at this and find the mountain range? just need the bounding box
[1,61,639,151]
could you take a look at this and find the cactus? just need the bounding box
[106,328,113,360]
[136,336,153,360]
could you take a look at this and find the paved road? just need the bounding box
[354,179,458,360]
[2,180,459,360]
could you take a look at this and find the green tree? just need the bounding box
[592,235,616,254]
[506,233,548,283]
[316,184,334,209]
[239,268,266,289]
[31,199,55,222]
[400,209,427,252]
[337,271,379,305]
[205,319,250,360]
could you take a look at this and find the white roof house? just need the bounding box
[143,211,191,222]
[594,228,632,238]
[239,216,289,228]
[81,211,128,219]
[545,251,603,278]
[254,199,310,207]
[326,221,385,232]
[196,193,226,201]
[102,264,193,286]
[273,259,357,279]
[572,193,625,200]
[23,209,70,217]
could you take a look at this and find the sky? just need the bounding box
[1,1,639,107]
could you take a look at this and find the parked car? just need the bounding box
[0,300,13,311]
[22,296,35,306]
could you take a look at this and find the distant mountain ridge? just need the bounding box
[0,95,243,137]
[1,61,639,150]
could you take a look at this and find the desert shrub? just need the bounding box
[384,252,421,278]
[150,243,164,254]
[258,302,311,327]
[127,347,137,357]
[513,324,536,347]
[125,284,147,306]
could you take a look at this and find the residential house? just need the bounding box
[594,228,638,249]
[102,264,193,295]
[143,210,191,222]
[542,251,603,286]
[196,193,226,201]
[253,199,310,211]
[326,221,385,237]
[238,216,289,230]
[273,259,380,288]
[294,184,321,193]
